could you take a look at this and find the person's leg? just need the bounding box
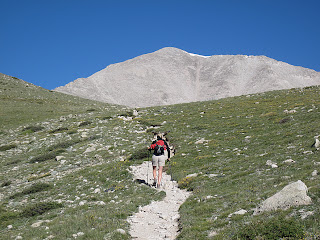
[153,166,157,183]
[152,155,158,186]
[158,166,163,187]
[157,156,166,187]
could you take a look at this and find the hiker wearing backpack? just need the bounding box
[148,134,171,188]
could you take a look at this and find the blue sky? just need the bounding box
[1,0,320,90]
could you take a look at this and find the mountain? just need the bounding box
[55,47,320,107]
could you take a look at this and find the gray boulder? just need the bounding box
[254,180,312,215]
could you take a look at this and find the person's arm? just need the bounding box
[149,141,157,150]
[164,141,171,159]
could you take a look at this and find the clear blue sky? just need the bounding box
[1,0,320,90]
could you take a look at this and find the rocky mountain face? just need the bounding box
[54,47,320,107]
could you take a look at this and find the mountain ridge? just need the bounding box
[54,47,320,107]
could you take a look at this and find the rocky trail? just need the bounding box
[128,161,190,240]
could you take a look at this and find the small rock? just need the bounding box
[234,209,247,215]
[312,170,318,176]
[7,225,13,229]
[77,232,84,237]
[186,173,198,178]
[31,221,43,228]
[93,188,101,193]
[283,159,295,164]
[208,174,218,178]
[228,209,247,218]
[303,151,313,154]
[116,228,126,234]
[266,160,278,168]
[60,160,67,164]
[84,146,96,153]
[55,156,64,161]
[208,231,218,237]
[133,110,139,116]
[195,138,208,144]
[81,132,88,138]
[171,214,180,221]
[300,211,314,219]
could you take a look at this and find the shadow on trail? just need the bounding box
[135,179,150,186]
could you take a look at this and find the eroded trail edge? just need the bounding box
[128,161,191,240]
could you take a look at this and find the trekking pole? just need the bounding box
[169,159,173,181]
[147,149,150,186]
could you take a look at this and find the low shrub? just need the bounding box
[29,149,65,163]
[49,127,69,134]
[20,202,63,217]
[22,125,44,133]
[27,172,51,182]
[47,139,81,151]
[0,210,19,227]
[9,182,53,199]
[178,176,195,190]
[1,180,12,187]
[6,159,22,165]
[79,121,92,127]
[101,116,112,120]
[233,214,305,239]
[119,111,134,118]
[67,129,77,135]
[0,144,17,151]
[137,119,162,127]
[128,148,150,161]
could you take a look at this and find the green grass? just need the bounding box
[0,73,124,129]
[0,73,319,239]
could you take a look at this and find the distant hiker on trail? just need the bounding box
[148,134,171,188]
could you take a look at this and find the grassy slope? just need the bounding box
[0,73,319,239]
[0,73,123,129]
[152,86,320,239]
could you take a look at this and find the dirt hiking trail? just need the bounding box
[128,161,191,240]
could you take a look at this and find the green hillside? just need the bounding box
[0,74,319,239]
[0,73,124,129]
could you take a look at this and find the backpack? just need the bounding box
[154,141,165,156]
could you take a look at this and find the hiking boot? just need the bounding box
[152,179,157,187]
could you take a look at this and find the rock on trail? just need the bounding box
[128,161,190,240]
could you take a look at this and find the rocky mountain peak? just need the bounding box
[54,48,320,107]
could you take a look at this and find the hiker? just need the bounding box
[148,134,171,188]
